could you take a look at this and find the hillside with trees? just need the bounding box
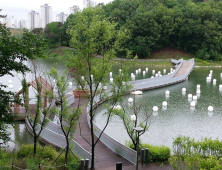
[39,0,222,60]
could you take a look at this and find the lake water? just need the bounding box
[94,66,222,149]
[2,58,222,151]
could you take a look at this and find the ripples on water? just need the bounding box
[94,66,222,150]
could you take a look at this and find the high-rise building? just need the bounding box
[83,0,97,9]
[27,11,40,29]
[40,4,53,28]
[56,12,68,23]
[2,14,18,28]
[19,20,26,29]
[69,5,80,14]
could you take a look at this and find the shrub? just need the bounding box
[36,145,57,160]
[56,152,81,170]
[141,143,170,163]
[126,141,170,163]
[16,145,36,158]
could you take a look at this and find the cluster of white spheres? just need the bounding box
[114,105,121,110]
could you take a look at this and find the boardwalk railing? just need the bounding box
[86,58,195,165]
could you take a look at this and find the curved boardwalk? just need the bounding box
[25,59,194,170]
[73,98,173,170]
[73,59,194,169]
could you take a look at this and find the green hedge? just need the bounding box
[126,141,170,163]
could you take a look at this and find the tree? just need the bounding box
[44,22,63,48]
[67,7,131,169]
[21,61,54,155]
[116,96,153,150]
[48,67,81,162]
[0,11,46,146]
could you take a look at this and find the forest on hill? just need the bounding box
[34,0,222,60]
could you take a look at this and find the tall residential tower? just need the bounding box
[27,11,40,29]
[56,12,68,23]
[40,4,52,28]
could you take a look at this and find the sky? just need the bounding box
[1,0,113,21]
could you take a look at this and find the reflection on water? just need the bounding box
[94,66,222,150]
[3,121,33,150]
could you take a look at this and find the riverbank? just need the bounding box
[44,46,222,67]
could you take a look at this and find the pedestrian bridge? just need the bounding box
[25,58,195,167]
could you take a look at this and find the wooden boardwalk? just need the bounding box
[72,98,173,170]
[173,60,193,77]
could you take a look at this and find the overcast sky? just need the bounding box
[1,0,113,21]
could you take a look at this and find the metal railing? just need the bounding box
[86,58,195,165]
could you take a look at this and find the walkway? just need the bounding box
[73,98,173,170]
[25,58,194,169]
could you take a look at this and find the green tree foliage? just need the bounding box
[101,0,222,60]
[44,22,63,48]
[170,136,222,170]
[0,11,46,146]
[67,7,132,169]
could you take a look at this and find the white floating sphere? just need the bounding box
[209,74,212,77]
[138,68,141,72]
[91,74,93,78]
[206,77,211,80]
[81,76,84,80]
[170,68,173,71]
[196,84,200,89]
[213,79,217,83]
[158,71,161,74]
[8,84,13,89]
[210,70,213,73]
[153,106,158,112]
[221,73,222,77]
[151,76,154,78]
[208,106,213,112]
[69,82,73,86]
[193,95,197,100]
[182,88,186,92]
[163,69,166,73]
[119,69,121,72]
[152,70,155,74]
[219,84,222,89]
[162,101,167,107]
[53,79,56,83]
[196,89,201,94]
[165,90,170,95]
[146,68,148,71]
[190,101,196,107]
[110,78,113,83]
[128,98,133,103]
[114,105,121,110]
[155,73,158,77]
[8,80,12,84]
[143,71,145,75]
[188,94,192,98]
[109,72,112,76]
[136,70,138,74]
[130,114,136,121]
